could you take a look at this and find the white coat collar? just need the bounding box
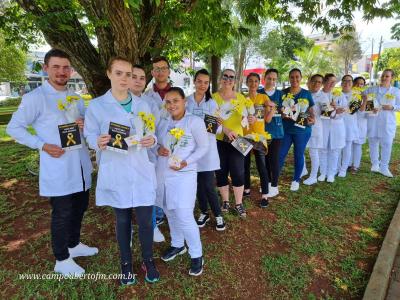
[103,89,135,104]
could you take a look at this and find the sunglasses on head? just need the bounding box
[222,74,235,81]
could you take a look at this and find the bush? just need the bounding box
[0,97,22,107]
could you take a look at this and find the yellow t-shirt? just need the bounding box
[243,93,270,135]
[213,92,247,141]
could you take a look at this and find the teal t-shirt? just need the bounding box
[263,89,284,139]
[282,88,314,135]
[119,94,132,113]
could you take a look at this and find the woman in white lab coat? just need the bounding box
[84,57,160,285]
[156,87,208,276]
[319,73,347,183]
[364,69,400,177]
[186,69,226,231]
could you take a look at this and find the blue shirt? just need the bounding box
[282,88,314,135]
[119,95,132,113]
[261,89,284,139]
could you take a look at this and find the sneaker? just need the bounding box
[221,201,230,213]
[371,164,380,173]
[260,198,269,208]
[327,175,335,183]
[189,256,204,276]
[142,259,160,283]
[153,226,165,243]
[379,168,393,178]
[197,213,210,228]
[68,242,98,258]
[215,216,226,231]
[156,217,164,226]
[351,167,358,174]
[235,204,247,218]
[290,181,299,191]
[161,246,187,262]
[266,186,279,198]
[338,171,346,178]
[318,174,326,182]
[120,262,137,285]
[301,167,308,178]
[243,190,251,197]
[303,177,317,185]
[54,257,85,277]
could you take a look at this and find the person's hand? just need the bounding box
[331,102,337,109]
[97,134,111,150]
[158,146,170,156]
[75,117,84,131]
[336,107,346,114]
[223,127,238,141]
[42,143,65,158]
[307,115,315,125]
[140,135,155,148]
[382,104,393,111]
[373,107,380,113]
[170,160,188,171]
[247,115,256,125]
[216,117,224,126]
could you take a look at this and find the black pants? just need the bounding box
[114,206,153,264]
[50,190,89,261]
[265,138,282,187]
[197,171,222,217]
[215,140,245,187]
[244,149,269,194]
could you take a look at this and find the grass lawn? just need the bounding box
[0,117,399,299]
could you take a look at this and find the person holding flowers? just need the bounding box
[212,69,248,218]
[155,87,208,276]
[186,69,226,231]
[243,72,274,208]
[84,57,160,285]
[363,69,400,177]
[279,68,315,191]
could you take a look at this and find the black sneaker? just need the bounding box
[189,256,204,276]
[120,262,137,285]
[142,259,160,283]
[243,190,251,197]
[260,198,269,208]
[215,216,226,231]
[161,246,187,262]
[235,203,247,218]
[156,217,164,226]
[196,213,210,228]
[221,201,230,212]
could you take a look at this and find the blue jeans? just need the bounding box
[279,131,311,182]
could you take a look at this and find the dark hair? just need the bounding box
[323,73,336,83]
[289,68,302,77]
[107,56,132,72]
[341,74,353,81]
[246,72,260,83]
[194,69,212,102]
[265,68,279,77]
[132,64,145,73]
[221,68,236,77]
[166,86,185,99]
[152,56,170,68]
[310,74,323,82]
[383,69,395,77]
[44,49,70,65]
[353,76,366,86]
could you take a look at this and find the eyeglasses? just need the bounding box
[153,67,169,73]
[222,74,235,81]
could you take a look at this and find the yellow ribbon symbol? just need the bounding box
[206,123,213,133]
[297,118,305,126]
[66,133,76,146]
[113,134,123,148]
[350,105,355,113]
[239,142,248,152]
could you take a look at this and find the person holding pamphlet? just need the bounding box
[84,57,160,285]
[155,87,208,276]
[7,49,97,277]
[212,69,249,218]
[279,68,315,191]
[363,69,400,177]
[186,69,226,231]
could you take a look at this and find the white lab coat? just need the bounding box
[84,90,157,209]
[6,81,92,197]
[364,86,400,142]
[342,92,360,142]
[155,112,208,210]
[320,91,346,150]
[355,110,368,144]
[308,90,327,149]
[186,94,220,172]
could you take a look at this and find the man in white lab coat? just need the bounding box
[7,49,98,277]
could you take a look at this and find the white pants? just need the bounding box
[351,143,363,169]
[164,207,202,258]
[340,141,352,173]
[307,148,320,179]
[369,137,394,170]
[320,149,341,177]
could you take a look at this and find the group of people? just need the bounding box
[7,48,400,285]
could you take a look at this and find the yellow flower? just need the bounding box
[385,93,395,101]
[261,131,272,140]
[351,93,362,102]
[332,88,342,97]
[367,93,376,101]
[138,111,146,118]
[66,95,80,104]
[253,133,260,142]
[297,98,309,106]
[283,93,294,101]
[170,128,185,140]
[57,100,66,111]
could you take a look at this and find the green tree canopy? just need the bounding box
[377,47,400,80]
[0,32,27,82]
[332,30,363,75]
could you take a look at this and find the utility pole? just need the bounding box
[370,38,374,86]
[374,36,384,82]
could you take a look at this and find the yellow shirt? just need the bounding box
[213,92,247,141]
[243,93,270,135]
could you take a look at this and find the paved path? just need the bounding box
[386,243,400,300]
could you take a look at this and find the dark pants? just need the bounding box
[244,149,269,194]
[114,206,153,264]
[265,139,282,187]
[216,140,245,187]
[197,171,222,217]
[50,190,89,261]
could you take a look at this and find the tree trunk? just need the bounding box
[235,45,247,93]
[211,55,221,93]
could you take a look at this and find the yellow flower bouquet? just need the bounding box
[243,131,272,154]
[57,95,81,123]
[166,127,186,168]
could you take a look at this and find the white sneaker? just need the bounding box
[371,165,380,172]
[303,177,317,185]
[267,186,279,197]
[290,181,299,191]
[301,167,308,178]
[54,257,85,277]
[153,226,165,243]
[338,171,346,178]
[318,174,326,182]
[379,168,393,178]
[327,175,335,183]
[68,243,98,258]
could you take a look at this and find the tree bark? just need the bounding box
[211,55,221,93]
